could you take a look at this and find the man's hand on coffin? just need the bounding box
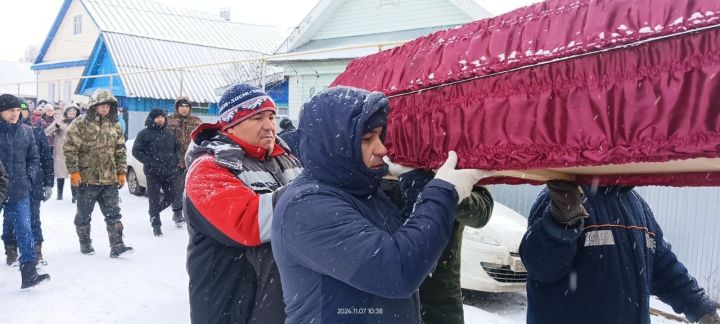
[383,156,416,177]
[434,151,493,203]
[547,180,589,226]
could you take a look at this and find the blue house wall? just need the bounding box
[76,36,126,98]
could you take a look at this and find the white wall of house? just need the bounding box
[43,0,99,62]
[36,0,100,103]
[281,0,481,123]
[314,0,472,40]
[37,66,85,102]
[284,60,349,122]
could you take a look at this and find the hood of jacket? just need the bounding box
[84,103,119,123]
[298,86,390,197]
[63,106,80,122]
[85,89,119,123]
[174,96,192,110]
[145,108,167,129]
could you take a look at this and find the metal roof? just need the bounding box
[271,26,457,62]
[81,0,284,54]
[104,32,282,102]
[276,0,492,55]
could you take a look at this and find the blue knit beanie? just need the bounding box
[217,83,276,130]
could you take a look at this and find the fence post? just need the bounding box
[179,69,185,96]
[260,59,267,90]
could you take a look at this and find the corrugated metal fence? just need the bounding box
[490,184,720,300]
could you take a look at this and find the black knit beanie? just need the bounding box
[0,94,23,112]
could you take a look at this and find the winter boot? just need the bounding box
[35,241,47,266]
[4,241,18,266]
[172,210,185,227]
[76,225,95,255]
[107,223,134,258]
[56,178,64,200]
[150,215,163,236]
[152,225,163,237]
[20,261,50,289]
[71,187,77,204]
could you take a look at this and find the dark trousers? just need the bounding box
[171,168,186,212]
[74,184,123,227]
[2,197,43,243]
[147,173,178,226]
[245,243,286,324]
[419,221,465,324]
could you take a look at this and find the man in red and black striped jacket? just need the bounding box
[184,83,302,324]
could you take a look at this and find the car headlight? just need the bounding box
[465,229,500,246]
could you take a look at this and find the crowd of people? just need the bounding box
[1,83,718,323]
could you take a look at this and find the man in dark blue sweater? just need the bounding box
[520,181,719,324]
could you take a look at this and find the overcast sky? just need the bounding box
[0,0,539,62]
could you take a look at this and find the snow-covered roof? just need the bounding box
[271,27,447,62]
[101,32,282,103]
[276,0,492,58]
[0,61,36,98]
[81,0,283,53]
[36,0,284,65]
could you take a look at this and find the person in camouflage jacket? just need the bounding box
[64,89,133,258]
[165,96,201,225]
[381,179,494,324]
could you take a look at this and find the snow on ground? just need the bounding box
[1,184,690,323]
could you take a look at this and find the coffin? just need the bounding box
[331,0,720,186]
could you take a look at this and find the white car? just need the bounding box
[460,202,529,293]
[125,139,147,196]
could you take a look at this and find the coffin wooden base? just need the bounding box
[497,158,720,182]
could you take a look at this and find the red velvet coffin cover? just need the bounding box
[331,0,720,186]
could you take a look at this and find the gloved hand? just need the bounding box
[70,172,82,187]
[42,186,53,202]
[699,311,720,324]
[547,180,589,226]
[434,151,493,203]
[117,174,126,189]
[382,156,416,177]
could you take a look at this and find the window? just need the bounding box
[73,15,82,35]
[191,102,209,115]
[48,82,56,102]
[62,81,72,101]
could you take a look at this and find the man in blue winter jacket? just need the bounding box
[3,102,55,266]
[0,94,51,289]
[520,181,719,324]
[272,86,491,324]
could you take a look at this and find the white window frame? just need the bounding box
[48,82,57,102]
[62,81,72,101]
[73,15,82,35]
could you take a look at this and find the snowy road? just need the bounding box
[1,184,683,323]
